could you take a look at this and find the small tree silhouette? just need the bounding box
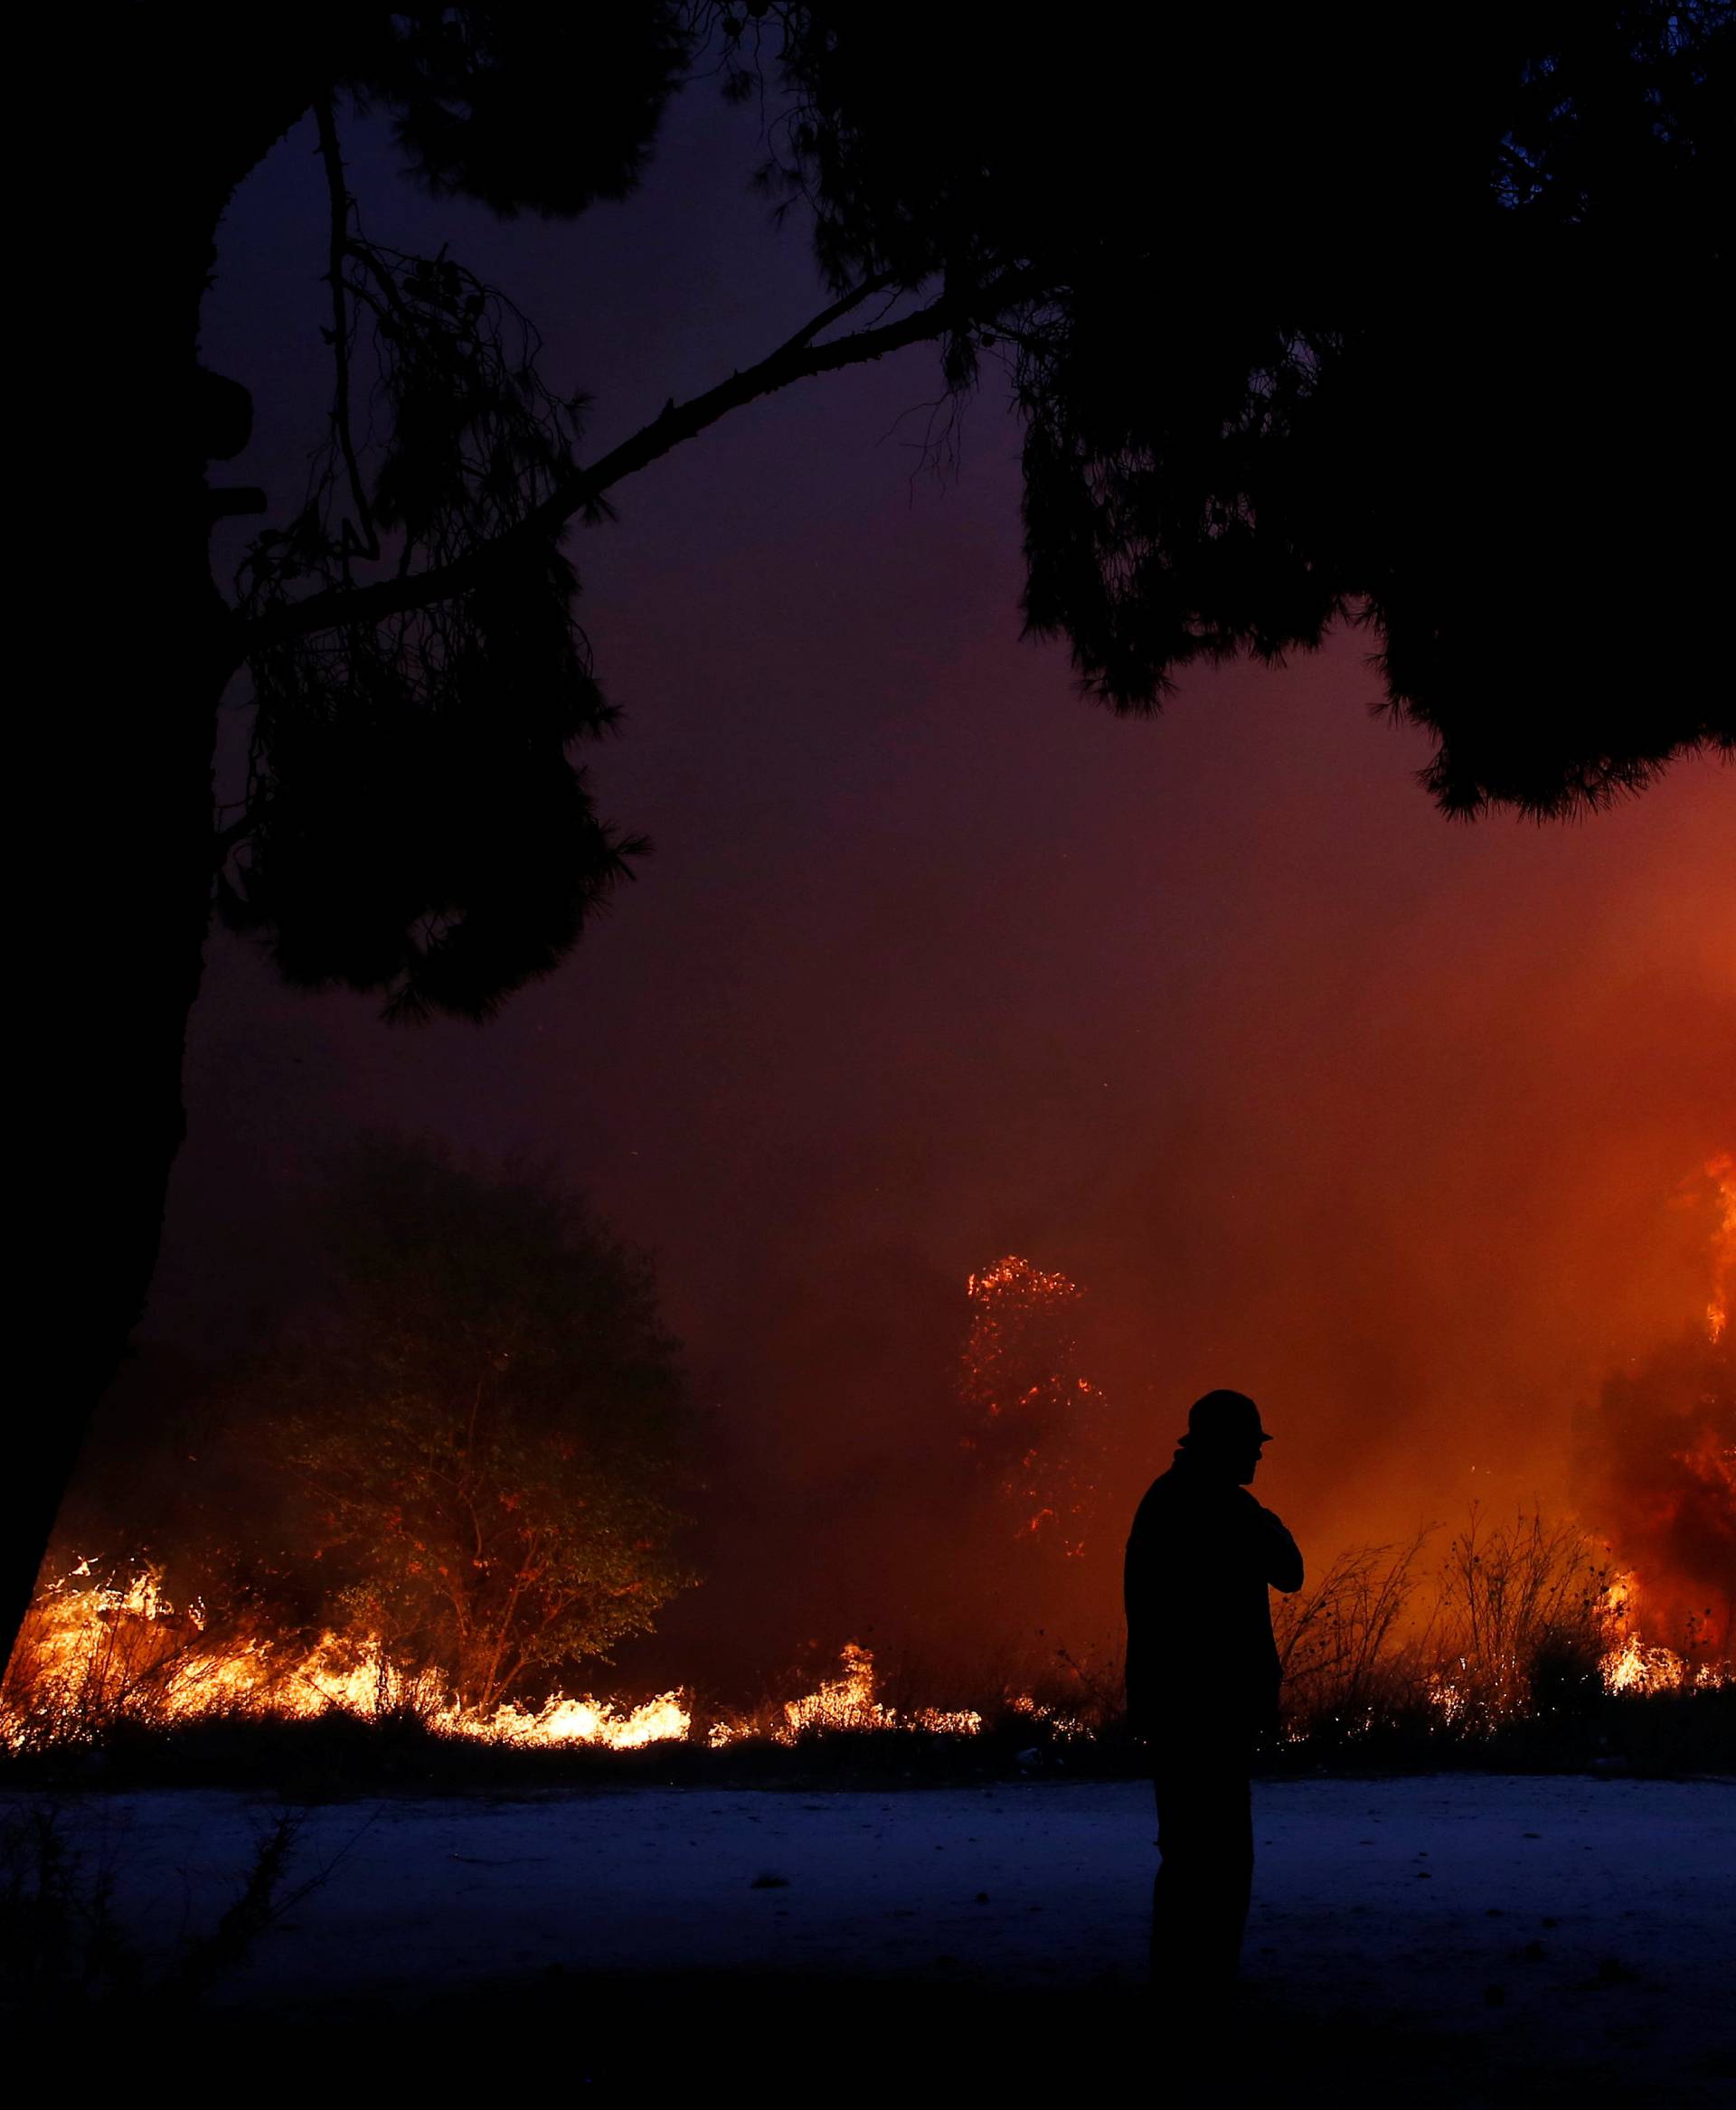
[238,1136,697,1714]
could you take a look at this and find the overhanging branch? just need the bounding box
[236,268,1038,668]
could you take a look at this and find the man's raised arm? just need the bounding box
[1249,1500,1304,1593]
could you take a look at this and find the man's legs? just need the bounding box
[1150,1749,1254,1994]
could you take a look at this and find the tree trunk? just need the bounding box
[5,21,322,1673]
[4,357,232,1676]
[5,659,231,1667]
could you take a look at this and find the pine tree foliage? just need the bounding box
[231,231,639,1019]
[217,5,1734,1031]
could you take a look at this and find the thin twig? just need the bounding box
[240,266,1040,664]
[313,99,380,566]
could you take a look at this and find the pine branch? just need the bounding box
[238,268,1038,665]
[313,98,380,565]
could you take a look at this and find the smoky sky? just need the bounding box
[137,80,1736,1684]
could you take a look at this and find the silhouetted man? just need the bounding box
[1125,1389,1303,1998]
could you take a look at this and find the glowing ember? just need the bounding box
[961,1255,1108,1556]
[1427,1674,1467,1725]
[1009,1691,1089,1740]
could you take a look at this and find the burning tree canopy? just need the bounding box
[217,1136,698,1714]
[1571,1157,1735,1665]
[1578,1333,1734,1660]
[960,1257,1111,1561]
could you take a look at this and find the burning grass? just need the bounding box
[4,1521,1731,1792]
[0,1558,693,1758]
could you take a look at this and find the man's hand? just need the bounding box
[1249,1500,1304,1592]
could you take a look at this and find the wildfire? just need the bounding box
[964,1257,1080,1320]
[961,1255,1108,1555]
[1593,1568,1730,1697]
[1427,1675,1467,1726]
[707,1644,983,1747]
[1599,1634,1706,1695]
[1009,1691,1089,1740]
[8,1164,1731,1760]
[2,1571,996,1757]
[1,1559,692,1755]
[5,1546,1726,1760]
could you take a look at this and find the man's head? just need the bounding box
[1179,1389,1272,1484]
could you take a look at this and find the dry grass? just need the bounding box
[0,1800,312,2014]
[1273,1530,1435,1738]
[1429,1506,1613,1732]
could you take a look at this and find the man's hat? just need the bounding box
[1186,1389,1272,1443]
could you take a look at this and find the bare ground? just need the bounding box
[5,1773,1731,2103]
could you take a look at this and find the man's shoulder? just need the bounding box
[1128,1466,1197,1538]
[1130,1467,1178,1515]
[1129,1465,1252,1537]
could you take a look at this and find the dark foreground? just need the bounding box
[182,1969,1722,2107]
[5,1776,1731,2105]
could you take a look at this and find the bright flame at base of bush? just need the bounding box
[1,1562,694,1754]
[1599,1634,1727,1696]
[704,1643,982,1747]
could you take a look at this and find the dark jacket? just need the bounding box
[1124,1450,1304,1745]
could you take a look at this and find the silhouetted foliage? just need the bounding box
[225,3,1736,1028]
[345,8,690,218]
[228,228,641,1019]
[743,4,1733,815]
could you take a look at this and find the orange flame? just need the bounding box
[2,1560,691,1753]
[707,1644,983,1747]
